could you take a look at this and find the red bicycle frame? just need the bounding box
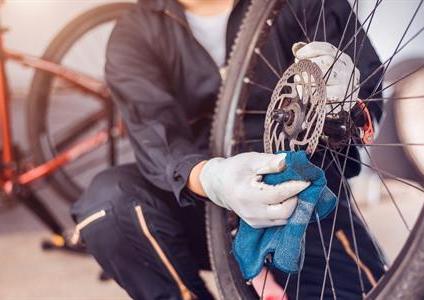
[0,29,114,194]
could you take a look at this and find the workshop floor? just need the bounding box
[0,95,422,300]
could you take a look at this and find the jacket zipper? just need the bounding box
[70,210,107,244]
[134,205,196,300]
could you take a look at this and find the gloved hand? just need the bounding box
[292,41,360,112]
[199,152,310,229]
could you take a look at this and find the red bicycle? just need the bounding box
[0,2,135,249]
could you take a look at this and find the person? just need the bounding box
[71,0,385,299]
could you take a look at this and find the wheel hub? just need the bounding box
[264,60,327,155]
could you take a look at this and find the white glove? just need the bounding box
[292,41,360,112]
[199,152,310,229]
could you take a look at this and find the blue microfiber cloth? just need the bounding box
[233,151,337,279]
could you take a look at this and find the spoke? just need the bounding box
[326,95,424,105]
[368,0,424,100]
[366,63,424,101]
[314,143,337,299]
[362,147,411,231]
[239,138,263,145]
[341,0,360,112]
[287,0,311,42]
[237,109,267,115]
[320,146,328,169]
[326,148,387,269]
[254,48,281,78]
[319,144,388,268]
[326,0,385,115]
[326,145,408,282]
[315,212,337,299]
[331,151,366,296]
[244,77,274,92]
[321,0,327,42]
[318,0,383,117]
[283,274,291,299]
[296,265,301,300]
[313,0,325,41]
[338,142,424,147]
[323,151,336,174]
[320,141,352,300]
[322,0,378,84]
[330,57,424,118]
[335,19,424,114]
[271,29,283,74]
[334,0,359,52]
[353,23,424,100]
[366,95,424,102]
[317,147,348,296]
[346,197,388,270]
[316,144,424,194]
[337,0,383,57]
[302,1,308,39]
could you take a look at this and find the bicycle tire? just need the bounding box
[27,2,135,203]
[206,0,424,299]
[392,60,424,180]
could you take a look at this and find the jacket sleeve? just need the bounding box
[105,10,207,206]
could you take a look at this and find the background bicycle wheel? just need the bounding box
[1,2,135,300]
[27,2,135,202]
[4,0,133,93]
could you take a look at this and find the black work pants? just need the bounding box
[71,163,384,300]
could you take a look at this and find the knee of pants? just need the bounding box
[71,166,158,264]
[71,164,150,223]
[71,165,178,250]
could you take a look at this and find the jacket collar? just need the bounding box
[138,0,185,23]
[138,0,241,14]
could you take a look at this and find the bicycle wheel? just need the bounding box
[28,2,135,202]
[207,0,424,299]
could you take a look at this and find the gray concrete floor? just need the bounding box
[0,95,422,299]
[0,94,218,300]
[0,203,129,300]
[0,95,131,300]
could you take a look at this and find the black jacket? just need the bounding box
[105,0,382,206]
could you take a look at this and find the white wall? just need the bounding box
[3,0,133,94]
[3,0,424,94]
[356,0,424,65]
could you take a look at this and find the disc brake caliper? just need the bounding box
[350,99,374,145]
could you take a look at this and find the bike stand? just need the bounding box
[12,183,86,254]
[41,235,86,254]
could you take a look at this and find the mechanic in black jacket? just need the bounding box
[72,0,385,299]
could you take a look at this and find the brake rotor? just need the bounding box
[264,60,327,155]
